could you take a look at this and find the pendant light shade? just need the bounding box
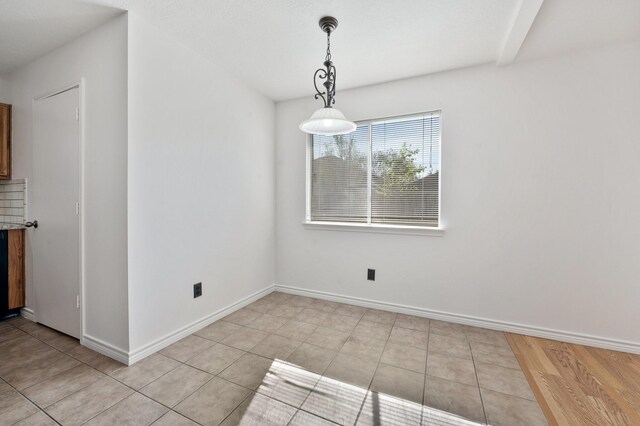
[300,16,355,136]
[299,107,357,136]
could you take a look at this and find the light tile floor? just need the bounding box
[0,292,548,425]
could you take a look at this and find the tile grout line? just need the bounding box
[335,305,376,425]
[113,340,227,425]
[222,297,350,425]
[3,321,112,424]
[422,319,431,425]
[279,300,371,425]
[267,305,433,425]
[1,374,61,425]
[3,320,120,425]
[180,298,335,424]
[12,298,364,425]
[136,358,213,413]
[78,391,156,426]
[11,300,339,425]
[293,301,363,424]
[466,333,544,404]
[352,310,395,425]
[214,389,256,426]
[6,319,184,425]
[5,294,538,426]
[469,332,489,425]
[152,328,309,417]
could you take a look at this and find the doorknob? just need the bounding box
[25,220,38,228]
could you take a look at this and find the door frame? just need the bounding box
[31,79,85,344]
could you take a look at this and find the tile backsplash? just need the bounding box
[0,179,26,225]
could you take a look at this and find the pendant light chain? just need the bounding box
[299,16,356,136]
[312,17,338,108]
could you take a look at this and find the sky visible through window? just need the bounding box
[312,114,440,179]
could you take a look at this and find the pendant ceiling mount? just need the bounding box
[299,16,356,136]
[319,16,338,34]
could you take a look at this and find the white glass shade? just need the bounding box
[299,107,357,136]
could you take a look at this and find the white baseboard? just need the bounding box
[83,334,130,365]
[20,307,130,365]
[26,285,274,366]
[20,307,35,322]
[274,284,640,355]
[126,284,275,365]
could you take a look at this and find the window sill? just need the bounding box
[302,221,445,236]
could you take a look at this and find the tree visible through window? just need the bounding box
[309,112,440,227]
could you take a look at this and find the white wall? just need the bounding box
[127,15,276,354]
[0,75,10,102]
[9,15,129,351]
[276,40,640,347]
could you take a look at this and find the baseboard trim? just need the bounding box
[83,334,130,365]
[18,306,130,364]
[20,307,35,322]
[274,284,640,354]
[127,284,275,365]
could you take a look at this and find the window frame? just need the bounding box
[304,110,444,236]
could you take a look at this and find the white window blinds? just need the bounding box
[309,112,440,228]
[310,126,369,222]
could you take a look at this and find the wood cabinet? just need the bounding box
[8,230,25,309]
[1,229,24,316]
[0,103,11,180]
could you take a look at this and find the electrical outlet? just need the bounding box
[193,282,202,298]
[367,269,375,281]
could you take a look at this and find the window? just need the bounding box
[307,111,441,230]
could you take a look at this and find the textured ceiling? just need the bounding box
[1,0,639,101]
[517,0,640,62]
[0,0,123,73]
[94,0,517,101]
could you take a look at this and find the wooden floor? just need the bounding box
[507,333,640,426]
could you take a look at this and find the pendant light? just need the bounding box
[299,16,356,136]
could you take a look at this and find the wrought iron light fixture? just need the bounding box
[299,16,356,136]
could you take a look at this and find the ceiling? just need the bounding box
[92,0,520,101]
[517,0,640,62]
[1,0,639,101]
[0,0,123,74]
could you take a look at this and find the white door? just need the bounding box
[32,87,81,339]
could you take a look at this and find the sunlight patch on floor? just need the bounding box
[236,358,485,425]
